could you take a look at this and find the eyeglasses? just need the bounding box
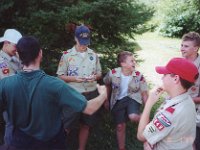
[163,73,176,77]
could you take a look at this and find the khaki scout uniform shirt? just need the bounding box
[56,47,102,93]
[188,55,200,126]
[0,50,22,79]
[103,67,148,110]
[143,93,196,150]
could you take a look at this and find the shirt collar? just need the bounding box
[164,92,190,108]
[70,46,93,55]
[113,67,137,77]
[0,50,12,62]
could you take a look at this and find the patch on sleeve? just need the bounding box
[147,124,156,133]
[165,107,175,114]
[156,113,172,127]
[153,118,164,131]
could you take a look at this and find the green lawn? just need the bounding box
[135,32,181,86]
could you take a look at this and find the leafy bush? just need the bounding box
[0,0,153,75]
[155,0,200,37]
[0,0,154,148]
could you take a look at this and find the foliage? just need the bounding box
[0,0,153,75]
[154,0,200,37]
[0,0,153,148]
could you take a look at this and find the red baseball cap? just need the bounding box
[155,57,199,83]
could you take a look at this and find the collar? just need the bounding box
[112,67,137,77]
[0,50,12,62]
[70,46,93,55]
[164,92,190,108]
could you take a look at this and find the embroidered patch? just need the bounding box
[157,113,171,127]
[2,68,10,74]
[0,62,8,69]
[67,66,78,76]
[165,107,175,114]
[111,69,116,74]
[148,125,156,133]
[68,57,75,62]
[153,118,164,131]
[89,56,94,61]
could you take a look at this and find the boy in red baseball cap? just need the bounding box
[137,57,199,150]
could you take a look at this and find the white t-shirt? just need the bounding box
[79,52,86,58]
[117,73,131,100]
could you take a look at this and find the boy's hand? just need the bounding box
[85,74,96,82]
[144,142,153,150]
[146,87,164,107]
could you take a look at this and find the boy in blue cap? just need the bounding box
[57,25,102,150]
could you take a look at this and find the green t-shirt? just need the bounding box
[0,70,87,141]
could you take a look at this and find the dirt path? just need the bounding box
[135,32,181,86]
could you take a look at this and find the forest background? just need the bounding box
[0,0,200,149]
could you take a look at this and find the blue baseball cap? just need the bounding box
[75,25,90,45]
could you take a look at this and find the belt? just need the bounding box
[82,91,91,95]
[82,90,97,95]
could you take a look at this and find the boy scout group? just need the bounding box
[0,26,199,150]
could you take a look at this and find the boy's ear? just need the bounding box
[174,75,180,83]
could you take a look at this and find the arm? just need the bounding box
[137,87,163,142]
[104,84,112,110]
[83,84,107,115]
[142,91,148,104]
[58,75,85,83]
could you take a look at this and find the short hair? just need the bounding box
[17,36,40,66]
[182,32,200,47]
[117,51,133,66]
[173,73,199,90]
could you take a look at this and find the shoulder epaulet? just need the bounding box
[63,51,69,55]
[111,69,116,74]
[63,49,72,55]
[135,71,140,76]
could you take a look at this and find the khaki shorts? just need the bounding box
[80,90,102,127]
[62,90,101,129]
[111,96,141,125]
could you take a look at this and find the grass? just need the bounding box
[135,32,181,86]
